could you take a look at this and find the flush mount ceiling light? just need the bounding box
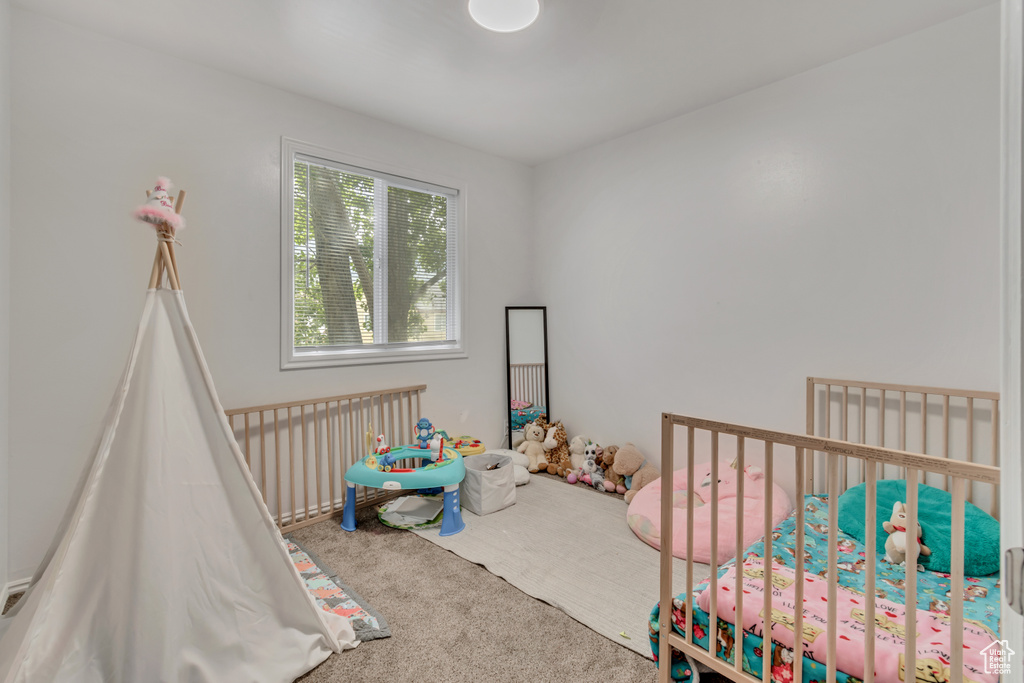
[468,0,540,33]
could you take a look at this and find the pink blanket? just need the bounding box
[696,559,996,683]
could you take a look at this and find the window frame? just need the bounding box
[280,137,468,369]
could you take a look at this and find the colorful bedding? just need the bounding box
[649,495,1000,682]
[511,406,546,430]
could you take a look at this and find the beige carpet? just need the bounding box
[3,479,719,682]
[292,504,661,682]
[412,473,712,660]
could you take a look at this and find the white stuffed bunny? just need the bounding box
[882,501,931,566]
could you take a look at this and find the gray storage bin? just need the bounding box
[461,453,516,516]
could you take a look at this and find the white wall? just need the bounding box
[0,0,11,595]
[534,7,1001,477]
[8,10,533,581]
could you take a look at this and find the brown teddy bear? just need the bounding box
[611,443,659,503]
[516,422,548,473]
[535,417,572,477]
[596,445,627,495]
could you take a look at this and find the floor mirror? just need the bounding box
[505,306,549,447]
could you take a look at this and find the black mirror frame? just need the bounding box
[505,306,550,446]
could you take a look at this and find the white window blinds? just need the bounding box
[285,142,463,367]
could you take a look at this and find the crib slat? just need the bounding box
[842,386,849,491]
[323,402,331,515]
[942,394,950,459]
[686,426,695,647]
[966,398,975,504]
[274,409,282,528]
[388,393,395,446]
[860,387,867,484]
[842,385,849,441]
[358,399,366,505]
[827,452,838,683]
[904,469,919,683]
[864,460,877,683]
[288,407,296,526]
[300,405,309,521]
[878,388,886,449]
[345,399,352,507]
[658,414,674,683]
[243,414,251,472]
[920,393,928,453]
[734,436,745,677]
[313,404,321,517]
[793,447,805,683]
[259,411,268,506]
[825,384,832,439]
[950,477,966,680]
[761,442,773,683]
[709,432,719,653]
[806,378,815,495]
[406,391,413,444]
[228,414,237,464]
[992,398,1000,518]
[899,391,907,451]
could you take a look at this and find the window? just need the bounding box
[281,138,465,368]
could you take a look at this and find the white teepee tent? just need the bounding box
[0,183,357,682]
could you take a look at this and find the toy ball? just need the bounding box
[567,473,578,485]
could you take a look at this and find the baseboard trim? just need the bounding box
[2,577,31,609]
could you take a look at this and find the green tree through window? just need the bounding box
[292,159,453,350]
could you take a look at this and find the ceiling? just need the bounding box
[15,0,997,166]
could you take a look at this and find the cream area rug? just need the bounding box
[412,474,711,659]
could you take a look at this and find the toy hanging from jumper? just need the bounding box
[429,433,447,462]
[415,418,435,449]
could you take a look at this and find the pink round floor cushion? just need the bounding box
[627,460,792,565]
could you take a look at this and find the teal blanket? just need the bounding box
[837,480,999,576]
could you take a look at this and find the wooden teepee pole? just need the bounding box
[145,188,185,290]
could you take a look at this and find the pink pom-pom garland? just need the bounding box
[134,204,185,231]
[134,176,185,231]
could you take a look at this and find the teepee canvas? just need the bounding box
[0,182,357,682]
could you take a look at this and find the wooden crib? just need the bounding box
[224,385,426,534]
[656,377,1001,683]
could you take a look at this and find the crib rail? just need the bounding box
[225,385,426,534]
[807,377,1000,517]
[658,412,999,683]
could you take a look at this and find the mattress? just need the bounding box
[649,494,1001,682]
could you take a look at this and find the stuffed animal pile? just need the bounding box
[515,421,659,502]
[558,437,655,501]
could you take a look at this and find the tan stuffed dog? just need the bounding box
[517,422,548,473]
[611,443,659,503]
